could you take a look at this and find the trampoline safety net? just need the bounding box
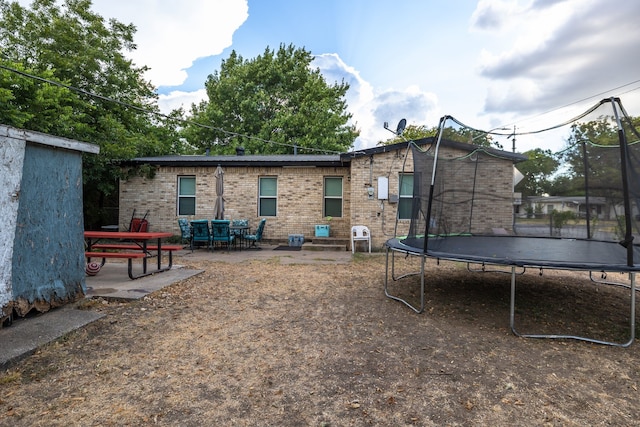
[400,97,640,267]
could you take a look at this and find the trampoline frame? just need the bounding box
[384,239,637,347]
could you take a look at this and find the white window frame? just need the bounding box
[398,173,413,220]
[323,176,343,218]
[177,176,196,216]
[259,176,278,216]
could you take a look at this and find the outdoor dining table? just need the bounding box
[230,225,250,250]
[84,231,175,278]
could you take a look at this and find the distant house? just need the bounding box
[1,125,99,325]
[118,138,524,250]
[527,196,608,219]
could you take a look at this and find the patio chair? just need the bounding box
[351,225,371,253]
[190,219,211,250]
[243,218,266,249]
[211,219,235,252]
[178,218,192,247]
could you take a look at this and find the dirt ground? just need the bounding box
[1,252,640,426]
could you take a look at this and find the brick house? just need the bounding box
[118,138,524,250]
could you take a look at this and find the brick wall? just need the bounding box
[119,165,351,244]
[347,146,412,250]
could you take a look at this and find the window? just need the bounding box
[398,173,413,220]
[178,176,196,215]
[324,177,343,218]
[259,177,277,216]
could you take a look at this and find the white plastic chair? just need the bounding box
[351,225,371,253]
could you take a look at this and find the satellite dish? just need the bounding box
[396,118,407,136]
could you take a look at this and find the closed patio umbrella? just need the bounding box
[213,165,225,220]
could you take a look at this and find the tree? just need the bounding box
[556,119,626,198]
[515,148,560,198]
[0,0,186,228]
[377,121,507,149]
[185,44,359,155]
[377,124,437,145]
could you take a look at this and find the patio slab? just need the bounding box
[85,263,203,300]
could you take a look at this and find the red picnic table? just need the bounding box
[84,231,182,279]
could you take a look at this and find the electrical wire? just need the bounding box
[4,58,640,153]
[487,80,640,138]
[0,61,345,155]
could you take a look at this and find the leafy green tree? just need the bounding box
[377,121,507,149]
[185,44,359,154]
[515,148,560,198]
[0,60,78,133]
[378,124,437,145]
[0,0,186,228]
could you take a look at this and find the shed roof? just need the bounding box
[0,124,99,154]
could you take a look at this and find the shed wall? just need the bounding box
[11,142,86,315]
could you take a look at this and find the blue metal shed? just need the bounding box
[0,125,99,324]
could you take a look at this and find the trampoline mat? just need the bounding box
[388,235,640,272]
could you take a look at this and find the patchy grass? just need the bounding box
[1,256,639,426]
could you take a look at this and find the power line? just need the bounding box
[496,79,640,135]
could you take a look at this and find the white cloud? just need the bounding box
[473,0,640,116]
[158,89,208,114]
[14,0,248,88]
[313,54,440,151]
[90,0,248,87]
[470,0,520,32]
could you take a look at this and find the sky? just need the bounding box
[17,0,640,152]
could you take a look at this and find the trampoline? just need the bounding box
[383,98,640,347]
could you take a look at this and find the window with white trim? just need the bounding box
[177,176,196,215]
[398,173,413,220]
[324,177,343,218]
[259,176,277,216]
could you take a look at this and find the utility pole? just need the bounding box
[510,125,516,152]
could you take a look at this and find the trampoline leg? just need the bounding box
[510,268,636,347]
[510,267,516,334]
[630,272,636,344]
[384,247,425,314]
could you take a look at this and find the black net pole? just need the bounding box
[612,99,634,266]
[468,154,479,233]
[424,117,447,254]
[580,140,592,239]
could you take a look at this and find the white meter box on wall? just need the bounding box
[377,176,388,200]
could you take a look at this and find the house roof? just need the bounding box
[122,154,346,168]
[124,136,526,167]
[527,196,608,205]
[341,137,527,163]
